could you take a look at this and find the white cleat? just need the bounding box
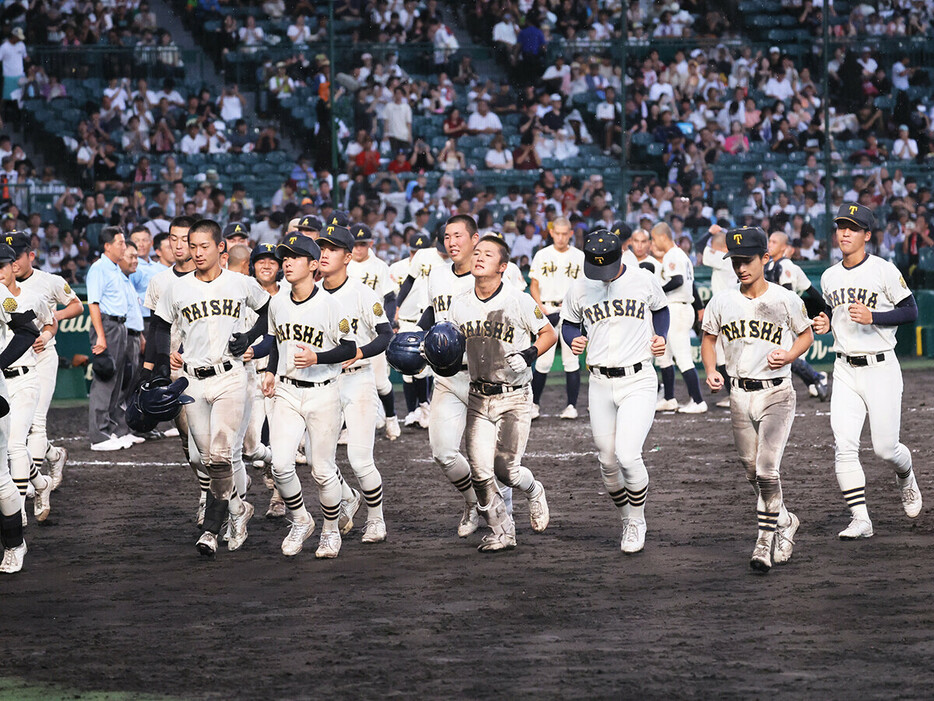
[48,447,67,491]
[458,502,480,537]
[417,402,431,428]
[620,518,647,554]
[750,536,773,573]
[197,531,218,557]
[838,517,873,540]
[0,542,27,573]
[385,416,401,441]
[530,403,541,420]
[163,427,180,438]
[361,518,387,543]
[33,476,51,522]
[528,481,550,532]
[90,437,125,451]
[315,530,342,559]
[478,531,517,553]
[281,516,316,557]
[403,410,420,427]
[120,434,145,447]
[338,488,362,535]
[715,397,731,408]
[227,501,254,551]
[899,476,923,518]
[655,398,679,412]
[808,383,818,398]
[559,404,578,420]
[678,400,708,414]
[266,490,287,519]
[337,429,349,446]
[773,512,799,564]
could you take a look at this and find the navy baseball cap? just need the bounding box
[583,230,622,281]
[316,224,354,251]
[277,232,321,261]
[250,242,279,264]
[2,231,30,256]
[0,242,15,264]
[408,231,432,249]
[834,203,875,231]
[351,224,373,242]
[724,226,768,258]
[610,221,632,243]
[296,215,323,232]
[328,210,350,227]
[223,222,251,240]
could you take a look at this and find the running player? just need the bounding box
[812,203,920,539]
[561,229,669,553]
[529,217,584,421]
[701,226,737,408]
[701,226,813,572]
[449,234,555,552]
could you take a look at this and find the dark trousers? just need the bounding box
[88,318,128,444]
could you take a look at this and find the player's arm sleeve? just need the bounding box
[691,283,703,312]
[787,295,814,335]
[562,320,582,346]
[142,314,172,378]
[315,338,357,364]
[358,321,392,358]
[417,305,435,330]
[802,285,824,318]
[383,291,397,323]
[395,274,416,308]
[662,274,683,292]
[0,311,39,369]
[652,306,670,338]
[265,339,279,374]
[250,334,275,359]
[241,300,270,344]
[871,294,917,326]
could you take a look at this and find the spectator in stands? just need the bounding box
[180,119,208,155]
[442,106,467,140]
[893,124,919,161]
[384,86,413,154]
[594,86,623,155]
[269,62,297,102]
[722,121,749,155]
[493,12,519,66]
[0,27,27,108]
[428,18,458,72]
[516,17,546,82]
[484,134,513,170]
[254,125,280,153]
[151,119,175,153]
[408,137,435,172]
[467,98,502,135]
[513,132,541,171]
[437,138,466,172]
[239,16,265,53]
[217,84,245,122]
[288,15,313,44]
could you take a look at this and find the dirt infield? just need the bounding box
[3,367,934,699]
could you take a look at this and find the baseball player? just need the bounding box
[148,218,271,557]
[262,234,357,558]
[0,244,54,527]
[319,224,392,544]
[296,215,323,239]
[529,217,584,421]
[651,222,706,413]
[623,228,659,276]
[701,226,813,573]
[8,231,83,490]
[347,223,400,440]
[389,231,437,428]
[449,234,555,552]
[812,203,920,540]
[701,226,737,408]
[0,241,48,573]
[764,231,829,400]
[560,230,669,554]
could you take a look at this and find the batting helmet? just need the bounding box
[136,376,195,425]
[387,329,427,375]
[423,321,466,377]
[91,351,116,381]
[125,390,159,433]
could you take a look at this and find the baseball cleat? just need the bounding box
[528,481,550,532]
[715,397,731,408]
[48,447,67,491]
[90,437,125,451]
[122,434,145,447]
[315,530,342,559]
[33,476,51,522]
[750,536,773,573]
[530,403,541,420]
[0,542,27,574]
[197,531,218,557]
[620,518,647,554]
[418,402,431,428]
[163,427,180,438]
[899,476,922,518]
[838,517,873,540]
[385,416,401,441]
[403,410,420,427]
[338,488,362,535]
[772,512,799,564]
[655,398,679,412]
[815,372,829,401]
[807,383,818,398]
[478,531,517,553]
[458,502,480,537]
[281,516,316,557]
[678,400,708,414]
[559,404,578,420]
[196,493,206,527]
[266,490,287,518]
[227,501,254,551]
[361,518,387,543]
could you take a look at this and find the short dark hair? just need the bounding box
[190,219,223,244]
[131,225,149,237]
[446,214,477,235]
[125,239,138,251]
[478,234,510,264]
[169,215,196,231]
[100,226,125,247]
[153,232,169,249]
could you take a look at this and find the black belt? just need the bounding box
[732,377,785,391]
[837,352,886,367]
[127,329,141,337]
[543,301,562,307]
[184,360,234,379]
[280,375,336,388]
[102,314,126,323]
[3,366,29,378]
[589,362,643,378]
[469,381,524,396]
[342,365,364,374]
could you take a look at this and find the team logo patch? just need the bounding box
[373,302,384,317]
[2,297,16,313]
[534,306,544,319]
[899,275,907,289]
[339,318,350,333]
[63,283,72,294]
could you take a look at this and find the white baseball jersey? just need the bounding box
[702,282,811,380]
[449,282,551,387]
[529,245,585,309]
[3,284,53,368]
[155,268,269,368]
[505,261,527,291]
[145,266,193,352]
[391,247,443,321]
[702,246,738,295]
[766,257,811,295]
[624,251,661,278]
[661,246,694,304]
[16,269,79,351]
[268,286,351,383]
[348,250,397,298]
[561,267,668,368]
[319,276,389,369]
[820,255,911,355]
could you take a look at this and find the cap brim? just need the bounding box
[723,249,763,258]
[0,256,14,265]
[833,216,868,229]
[276,243,318,259]
[316,235,351,251]
[584,259,620,281]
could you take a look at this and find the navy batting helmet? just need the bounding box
[125,390,159,433]
[423,321,466,377]
[387,329,427,375]
[138,377,194,422]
